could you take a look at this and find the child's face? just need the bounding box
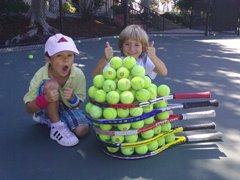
[122,38,143,59]
[47,51,74,78]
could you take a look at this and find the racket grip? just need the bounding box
[182,110,216,120]
[174,91,211,99]
[183,99,219,109]
[186,132,222,142]
[182,122,216,131]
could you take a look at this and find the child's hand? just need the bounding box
[147,41,156,59]
[63,85,74,101]
[44,88,59,103]
[104,41,113,61]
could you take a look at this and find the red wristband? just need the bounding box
[35,95,49,109]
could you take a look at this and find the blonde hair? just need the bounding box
[118,25,149,55]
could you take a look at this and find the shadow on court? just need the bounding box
[0,35,239,180]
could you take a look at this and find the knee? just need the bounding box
[74,126,89,137]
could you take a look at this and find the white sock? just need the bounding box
[51,121,62,128]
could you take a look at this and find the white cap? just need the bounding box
[44,33,79,56]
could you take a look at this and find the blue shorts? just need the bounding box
[36,80,90,130]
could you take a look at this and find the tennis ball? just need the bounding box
[122,56,136,70]
[135,144,148,155]
[147,86,157,100]
[88,86,98,99]
[120,91,134,104]
[165,134,176,143]
[111,135,124,143]
[131,65,145,77]
[121,147,134,156]
[157,84,170,97]
[89,105,102,118]
[28,54,34,60]
[103,67,116,80]
[131,76,145,90]
[99,124,112,131]
[93,74,105,88]
[94,89,106,102]
[106,91,120,104]
[153,125,162,134]
[103,108,117,119]
[135,89,150,102]
[143,117,155,125]
[157,111,169,120]
[117,108,129,118]
[149,83,158,90]
[157,137,165,146]
[131,120,144,129]
[141,129,154,139]
[143,76,152,88]
[129,107,143,117]
[117,123,131,131]
[142,104,153,113]
[161,122,172,132]
[154,100,168,109]
[110,56,122,69]
[125,134,138,143]
[98,133,111,142]
[107,146,119,153]
[117,78,131,91]
[102,79,116,92]
[116,67,130,79]
[85,102,93,113]
[148,140,159,151]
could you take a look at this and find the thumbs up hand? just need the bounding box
[147,41,156,59]
[104,41,113,61]
[64,83,74,101]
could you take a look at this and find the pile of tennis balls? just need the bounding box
[85,56,175,156]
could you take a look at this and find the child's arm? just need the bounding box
[147,41,168,76]
[92,41,113,77]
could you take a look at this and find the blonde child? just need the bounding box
[23,33,89,147]
[92,24,167,79]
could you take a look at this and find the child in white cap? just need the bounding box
[23,33,89,147]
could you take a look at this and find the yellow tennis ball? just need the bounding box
[117,78,131,91]
[165,134,176,143]
[102,79,116,92]
[121,147,134,155]
[94,89,106,102]
[117,123,131,131]
[131,120,144,129]
[157,137,165,146]
[154,100,168,109]
[122,56,136,70]
[148,140,159,151]
[98,133,111,142]
[116,67,130,79]
[88,86,98,99]
[135,89,150,102]
[85,102,93,113]
[103,67,116,80]
[89,105,102,118]
[120,91,134,104]
[99,124,112,130]
[111,135,124,143]
[153,125,162,134]
[107,146,119,153]
[141,129,154,139]
[125,134,138,143]
[117,108,129,118]
[135,144,148,155]
[143,117,155,125]
[131,76,145,90]
[157,111,169,120]
[129,107,143,117]
[28,54,34,60]
[157,84,170,97]
[106,91,120,104]
[161,122,172,132]
[110,56,122,69]
[147,86,157,100]
[131,65,145,77]
[103,108,117,119]
[142,104,154,113]
[143,76,152,88]
[93,74,105,88]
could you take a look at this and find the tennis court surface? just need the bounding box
[0,35,239,180]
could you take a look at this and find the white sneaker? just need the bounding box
[50,122,79,147]
[33,113,50,127]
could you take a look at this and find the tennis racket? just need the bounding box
[103,132,222,159]
[90,91,211,108]
[87,99,219,124]
[94,110,216,136]
[97,122,216,148]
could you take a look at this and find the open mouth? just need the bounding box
[62,65,69,73]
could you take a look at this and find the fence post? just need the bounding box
[59,0,63,33]
[123,0,128,28]
[205,0,211,36]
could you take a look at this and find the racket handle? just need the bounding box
[182,122,216,131]
[183,99,219,109]
[186,132,222,142]
[182,110,216,120]
[174,91,211,99]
